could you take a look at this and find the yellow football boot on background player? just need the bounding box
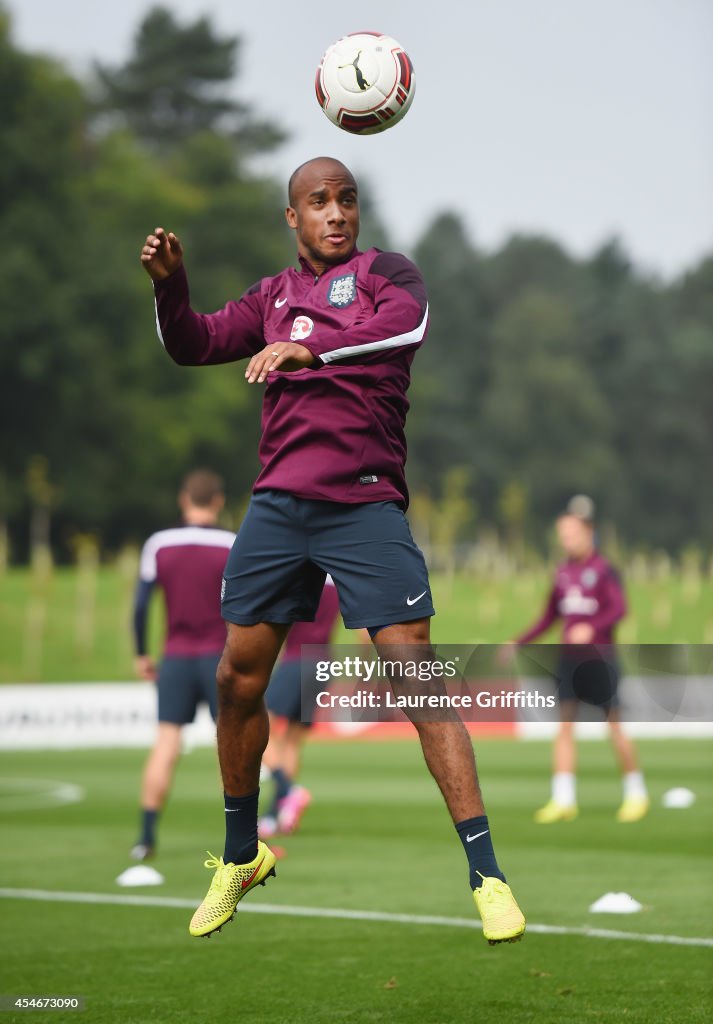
[616,796,650,823]
[534,799,579,824]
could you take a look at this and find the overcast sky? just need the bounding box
[11,0,713,277]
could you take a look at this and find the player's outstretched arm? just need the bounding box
[514,586,560,645]
[146,232,265,366]
[141,227,184,282]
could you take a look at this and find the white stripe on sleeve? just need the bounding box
[154,295,165,348]
[139,537,158,582]
[317,305,429,365]
[139,527,235,581]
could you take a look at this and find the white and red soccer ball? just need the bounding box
[316,32,415,135]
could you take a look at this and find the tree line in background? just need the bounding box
[2,4,712,563]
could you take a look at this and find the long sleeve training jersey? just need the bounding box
[153,247,429,508]
[516,552,626,647]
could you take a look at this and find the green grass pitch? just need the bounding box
[1,737,711,1023]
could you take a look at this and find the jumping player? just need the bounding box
[131,470,235,859]
[140,157,525,944]
[259,576,341,838]
[511,495,649,824]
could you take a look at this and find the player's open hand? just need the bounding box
[566,622,595,644]
[245,343,316,383]
[134,655,157,681]
[140,227,184,282]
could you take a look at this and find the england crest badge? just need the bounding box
[328,272,357,308]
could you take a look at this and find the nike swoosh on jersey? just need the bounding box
[274,297,287,308]
[406,591,427,606]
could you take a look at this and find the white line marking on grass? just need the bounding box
[1,888,711,948]
[0,778,84,811]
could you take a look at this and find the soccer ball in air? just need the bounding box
[315,32,415,135]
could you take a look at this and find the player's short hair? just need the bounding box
[180,469,225,507]
[561,494,595,523]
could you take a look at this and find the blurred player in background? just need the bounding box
[141,156,525,946]
[131,470,235,859]
[259,576,341,838]
[510,495,649,824]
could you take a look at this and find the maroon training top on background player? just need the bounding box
[282,577,341,660]
[153,248,428,508]
[134,525,235,657]
[516,551,626,647]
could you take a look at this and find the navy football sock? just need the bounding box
[139,809,158,846]
[267,768,292,818]
[223,790,259,864]
[455,815,506,889]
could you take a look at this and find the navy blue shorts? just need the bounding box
[221,490,435,629]
[557,654,620,710]
[156,654,220,725]
[265,658,321,727]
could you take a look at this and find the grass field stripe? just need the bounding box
[0,777,85,810]
[1,888,712,948]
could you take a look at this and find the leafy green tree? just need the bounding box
[407,209,713,552]
[671,255,713,330]
[0,6,295,555]
[2,2,712,558]
[93,6,284,157]
[410,213,487,488]
[479,288,616,529]
[0,9,88,540]
[484,234,583,308]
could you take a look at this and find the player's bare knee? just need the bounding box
[155,745,180,770]
[217,657,266,709]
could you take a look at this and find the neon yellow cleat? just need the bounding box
[616,796,650,823]
[189,841,277,938]
[534,800,578,824]
[473,875,526,945]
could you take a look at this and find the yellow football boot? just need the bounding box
[189,841,277,938]
[473,874,526,945]
[534,800,578,824]
[616,796,650,823]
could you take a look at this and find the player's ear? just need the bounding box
[285,206,298,230]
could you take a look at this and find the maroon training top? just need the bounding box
[283,577,341,661]
[516,552,627,646]
[138,526,235,657]
[153,248,429,508]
